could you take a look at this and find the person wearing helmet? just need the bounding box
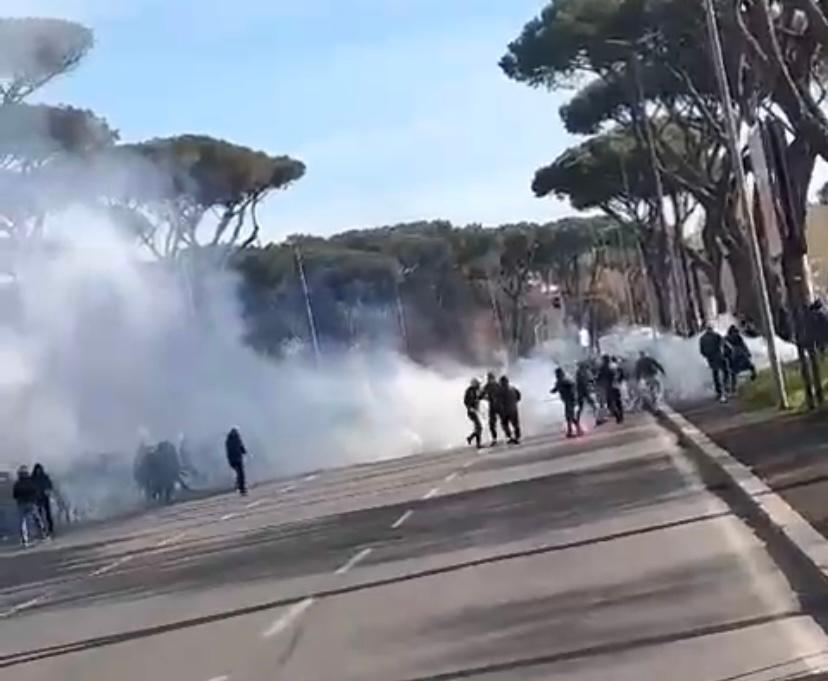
[12,466,44,547]
[463,378,483,449]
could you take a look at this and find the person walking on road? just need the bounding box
[12,466,44,547]
[499,375,522,445]
[480,372,503,446]
[225,428,248,496]
[552,367,582,438]
[699,325,731,402]
[464,378,483,449]
[597,355,625,424]
[634,351,665,408]
[31,463,55,537]
[725,324,757,390]
[575,360,598,424]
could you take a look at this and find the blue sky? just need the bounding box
[11,0,578,242]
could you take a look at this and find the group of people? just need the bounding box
[463,373,522,449]
[698,324,757,402]
[11,463,55,548]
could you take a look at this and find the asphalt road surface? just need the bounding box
[1,413,828,680]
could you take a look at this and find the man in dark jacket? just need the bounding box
[480,372,503,446]
[498,375,522,445]
[699,325,730,401]
[552,367,581,438]
[596,355,625,424]
[463,378,483,449]
[12,466,44,547]
[725,325,757,388]
[31,463,54,537]
[225,428,248,496]
[575,361,598,423]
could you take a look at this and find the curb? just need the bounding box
[657,404,828,581]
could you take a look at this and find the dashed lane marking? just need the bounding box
[262,597,315,639]
[155,531,188,547]
[245,499,265,510]
[444,472,458,483]
[462,459,475,469]
[0,596,43,619]
[220,512,239,521]
[391,509,413,529]
[422,487,439,500]
[206,675,229,681]
[335,547,373,575]
[302,474,318,482]
[90,555,133,577]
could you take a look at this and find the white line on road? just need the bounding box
[391,509,413,529]
[462,459,475,469]
[262,597,315,639]
[245,499,265,509]
[281,484,297,493]
[206,676,229,681]
[0,596,43,618]
[220,512,239,521]
[335,547,373,575]
[444,472,458,483]
[155,531,188,547]
[422,487,439,500]
[90,555,132,576]
[302,474,318,482]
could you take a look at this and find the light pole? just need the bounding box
[293,244,321,365]
[702,0,788,408]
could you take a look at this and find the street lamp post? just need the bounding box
[702,0,788,408]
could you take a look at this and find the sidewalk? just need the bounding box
[677,399,828,538]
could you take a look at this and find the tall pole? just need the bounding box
[294,245,321,365]
[702,0,788,408]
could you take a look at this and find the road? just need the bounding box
[1,413,827,680]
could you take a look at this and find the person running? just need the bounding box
[634,351,666,408]
[725,325,757,389]
[552,367,582,438]
[31,463,54,537]
[575,360,598,424]
[699,324,730,402]
[225,428,248,496]
[12,466,44,548]
[498,375,522,445]
[480,372,503,446]
[596,355,625,424]
[463,378,483,449]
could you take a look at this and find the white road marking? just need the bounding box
[302,474,318,482]
[335,547,373,575]
[262,597,315,639]
[206,675,229,681]
[444,472,458,483]
[90,555,132,576]
[391,509,413,529]
[281,484,297,493]
[220,512,239,521]
[462,459,475,469]
[422,487,439,500]
[155,531,188,547]
[0,596,43,618]
[245,499,265,509]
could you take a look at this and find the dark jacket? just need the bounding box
[464,386,480,410]
[499,384,521,413]
[480,380,502,413]
[699,329,725,362]
[13,476,38,506]
[225,430,246,466]
[552,377,576,404]
[31,469,53,502]
[597,361,623,389]
[634,356,665,380]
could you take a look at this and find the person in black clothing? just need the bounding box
[699,325,730,402]
[480,372,503,446]
[31,463,54,536]
[552,367,581,438]
[596,355,625,424]
[575,361,598,423]
[498,375,522,445]
[634,351,665,407]
[12,466,44,547]
[225,428,248,496]
[463,378,483,449]
[725,325,757,389]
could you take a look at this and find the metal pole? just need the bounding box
[294,245,321,365]
[394,279,409,353]
[702,0,788,408]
